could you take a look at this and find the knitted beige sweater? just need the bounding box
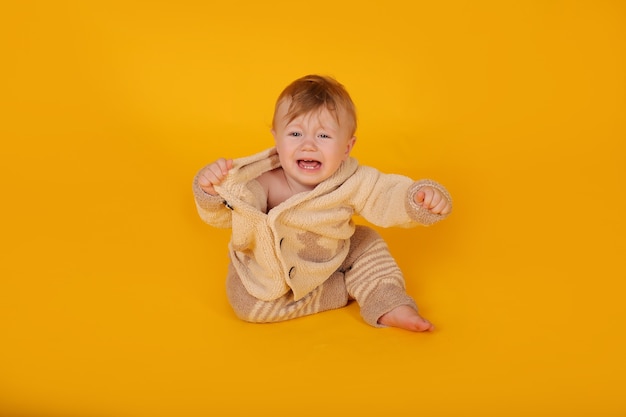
[193,147,451,301]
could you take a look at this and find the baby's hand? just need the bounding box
[415,186,451,215]
[197,158,233,196]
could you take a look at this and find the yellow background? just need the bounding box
[1,1,625,416]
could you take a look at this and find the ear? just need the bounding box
[343,136,356,160]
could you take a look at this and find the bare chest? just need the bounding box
[257,168,298,212]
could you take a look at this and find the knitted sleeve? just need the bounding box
[192,172,232,229]
[405,179,453,226]
[350,167,452,228]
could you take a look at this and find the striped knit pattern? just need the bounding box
[225,226,417,327]
[342,227,417,326]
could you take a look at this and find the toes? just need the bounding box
[414,318,434,332]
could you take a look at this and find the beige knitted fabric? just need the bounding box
[226,226,417,327]
[193,147,452,304]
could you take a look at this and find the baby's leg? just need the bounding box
[225,263,349,323]
[342,226,434,332]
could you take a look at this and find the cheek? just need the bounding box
[275,142,293,164]
[274,140,287,154]
[334,144,351,160]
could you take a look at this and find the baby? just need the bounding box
[193,75,452,332]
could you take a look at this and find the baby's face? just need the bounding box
[272,101,356,192]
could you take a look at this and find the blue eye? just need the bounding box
[319,134,331,139]
[289,132,302,137]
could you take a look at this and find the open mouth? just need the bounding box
[298,159,321,170]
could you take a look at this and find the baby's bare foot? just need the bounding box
[378,305,434,332]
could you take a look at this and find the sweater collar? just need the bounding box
[218,147,358,199]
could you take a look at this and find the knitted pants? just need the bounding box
[225,225,418,327]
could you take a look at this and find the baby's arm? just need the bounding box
[192,158,234,229]
[197,158,233,195]
[351,167,452,227]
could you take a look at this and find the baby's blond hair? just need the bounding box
[273,75,357,136]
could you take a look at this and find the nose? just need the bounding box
[300,134,317,151]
